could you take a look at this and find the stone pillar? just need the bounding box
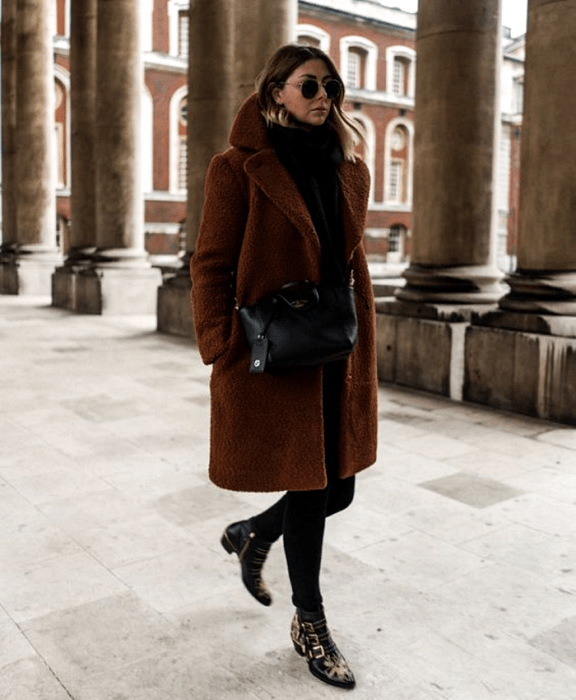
[1,0,18,259]
[52,0,98,310]
[157,0,234,336]
[75,0,161,314]
[234,0,297,109]
[500,0,576,314]
[1,0,61,295]
[396,0,504,304]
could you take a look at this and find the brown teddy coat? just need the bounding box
[190,94,378,492]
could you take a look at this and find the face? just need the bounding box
[273,58,336,129]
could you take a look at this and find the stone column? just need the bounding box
[234,0,297,110]
[75,0,161,314]
[1,0,61,295]
[1,0,18,259]
[396,0,504,303]
[52,0,98,309]
[157,0,234,336]
[500,0,576,314]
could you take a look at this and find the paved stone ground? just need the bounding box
[2,295,576,699]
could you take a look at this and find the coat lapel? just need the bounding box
[245,150,370,266]
[244,150,320,252]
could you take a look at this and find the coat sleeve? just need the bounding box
[190,152,248,365]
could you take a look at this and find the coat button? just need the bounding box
[254,360,261,368]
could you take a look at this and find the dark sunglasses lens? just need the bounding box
[325,80,341,100]
[301,80,319,99]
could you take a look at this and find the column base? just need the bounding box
[0,249,62,296]
[52,249,98,311]
[396,264,505,304]
[375,299,576,426]
[157,273,195,339]
[499,270,576,315]
[375,298,498,401]
[75,264,162,315]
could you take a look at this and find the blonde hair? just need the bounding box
[255,44,366,162]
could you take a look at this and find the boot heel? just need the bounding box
[220,520,273,606]
[221,531,235,554]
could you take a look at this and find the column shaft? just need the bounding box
[15,0,57,252]
[397,0,503,303]
[186,0,234,255]
[1,0,17,251]
[70,0,98,257]
[95,0,144,259]
[234,0,296,110]
[74,0,160,314]
[500,0,576,314]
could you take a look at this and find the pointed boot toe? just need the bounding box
[221,519,273,606]
[291,607,356,690]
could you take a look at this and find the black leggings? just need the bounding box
[251,361,355,612]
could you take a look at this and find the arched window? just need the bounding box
[345,110,375,204]
[56,214,69,254]
[387,224,407,262]
[386,46,416,99]
[53,66,70,191]
[296,24,331,53]
[178,97,188,191]
[340,37,378,91]
[170,86,189,194]
[385,120,414,206]
[142,85,154,194]
[54,80,66,188]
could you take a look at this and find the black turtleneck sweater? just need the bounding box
[269,124,346,286]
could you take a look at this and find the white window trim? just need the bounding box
[53,64,71,190]
[296,23,331,53]
[346,110,375,206]
[142,84,154,194]
[384,117,414,207]
[141,0,154,52]
[513,76,524,114]
[340,36,377,91]
[168,0,190,57]
[169,85,189,194]
[386,45,416,98]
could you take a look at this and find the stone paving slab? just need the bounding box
[2,296,576,698]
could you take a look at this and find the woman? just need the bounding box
[191,44,378,690]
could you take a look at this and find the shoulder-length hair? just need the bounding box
[255,44,366,162]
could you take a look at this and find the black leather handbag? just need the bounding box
[239,281,358,374]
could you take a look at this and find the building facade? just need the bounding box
[21,0,523,269]
[48,0,420,266]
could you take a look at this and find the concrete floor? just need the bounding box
[2,295,576,699]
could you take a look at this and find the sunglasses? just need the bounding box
[284,78,342,101]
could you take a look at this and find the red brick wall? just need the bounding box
[145,70,187,191]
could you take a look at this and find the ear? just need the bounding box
[271,85,283,106]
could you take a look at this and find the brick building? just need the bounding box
[49,0,521,268]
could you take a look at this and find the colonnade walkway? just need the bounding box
[3,295,576,700]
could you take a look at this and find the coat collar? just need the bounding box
[231,94,370,266]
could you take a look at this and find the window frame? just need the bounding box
[296,24,331,53]
[340,36,378,91]
[386,45,416,99]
